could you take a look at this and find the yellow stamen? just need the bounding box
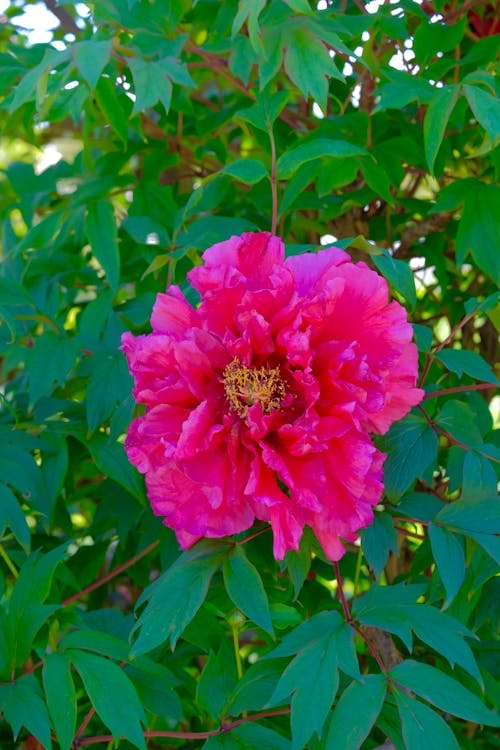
[222,358,286,418]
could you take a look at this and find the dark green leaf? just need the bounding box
[86,199,120,290]
[424,85,460,173]
[373,253,417,309]
[381,413,439,501]
[323,675,386,750]
[43,653,76,750]
[360,512,399,580]
[270,632,340,750]
[0,674,52,749]
[197,640,238,718]
[0,482,30,551]
[223,546,274,635]
[132,541,228,654]
[464,84,500,143]
[436,349,499,385]
[225,660,285,716]
[394,689,460,750]
[70,650,146,749]
[390,661,500,726]
[428,523,465,608]
[436,495,500,535]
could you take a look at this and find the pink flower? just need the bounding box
[122,233,423,560]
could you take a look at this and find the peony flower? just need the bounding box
[122,233,423,560]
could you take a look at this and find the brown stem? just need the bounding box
[75,708,291,746]
[423,383,496,400]
[333,562,387,673]
[62,540,159,607]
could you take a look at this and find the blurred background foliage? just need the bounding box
[0,1,499,748]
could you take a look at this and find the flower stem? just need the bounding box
[232,624,243,680]
[269,123,278,235]
[423,382,495,400]
[0,543,18,578]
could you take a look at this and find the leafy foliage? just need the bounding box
[0,1,499,749]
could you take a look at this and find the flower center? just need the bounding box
[222,358,286,418]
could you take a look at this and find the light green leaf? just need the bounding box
[390,661,500,726]
[221,159,268,185]
[277,138,368,179]
[284,28,337,113]
[324,675,386,750]
[95,76,129,145]
[223,546,274,635]
[72,40,112,89]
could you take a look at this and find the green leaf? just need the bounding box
[225,660,285,716]
[131,541,228,654]
[435,348,499,385]
[436,495,500,535]
[86,199,120,290]
[0,674,52,749]
[394,689,460,750]
[360,512,399,581]
[231,0,266,51]
[270,631,341,750]
[462,451,498,499]
[455,183,500,284]
[95,76,130,146]
[389,661,500,726]
[424,85,460,173]
[203,723,291,750]
[7,47,69,112]
[238,89,289,131]
[265,610,343,659]
[221,159,268,185]
[435,399,483,447]
[43,653,76,750]
[372,252,417,309]
[88,433,144,502]
[323,675,387,750]
[464,84,500,144]
[284,28,337,113]
[71,40,112,89]
[70,650,146,749]
[354,584,481,682]
[223,546,274,635]
[277,138,368,179]
[0,482,30,551]
[381,412,439,501]
[27,332,80,404]
[428,524,465,608]
[197,640,238,718]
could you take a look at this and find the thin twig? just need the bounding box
[75,708,291,746]
[62,540,159,607]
